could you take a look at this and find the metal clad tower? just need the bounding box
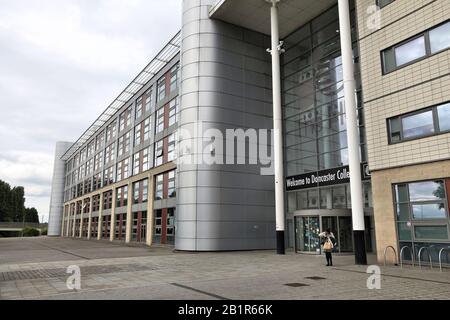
[48,142,73,236]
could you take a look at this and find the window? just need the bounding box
[103,166,114,186]
[94,152,103,171]
[95,132,104,151]
[86,159,93,175]
[429,22,450,54]
[169,98,178,127]
[168,171,176,198]
[133,147,151,175]
[395,36,426,67]
[93,173,102,191]
[105,144,115,163]
[157,76,166,102]
[87,142,95,158]
[116,158,130,181]
[133,179,148,204]
[119,107,132,132]
[437,103,450,132]
[134,124,142,147]
[116,186,128,207]
[154,209,163,241]
[134,117,151,147]
[169,64,179,93]
[376,0,395,9]
[103,191,113,210]
[388,101,450,143]
[167,133,176,162]
[106,122,117,143]
[118,131,131,157]
[155,174,163,200]
[394,180,449,242]
[136,98,143,119]
[143,117,151,141]
[382,21,450,73]
[145,88,152,113]
[156,108,164,134]
[155,140,164,167]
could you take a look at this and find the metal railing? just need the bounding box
[438,247,450,273]
[0,222,47,229]
[400,246,415,269]
[418,247,433,270]
[384,246,398,266]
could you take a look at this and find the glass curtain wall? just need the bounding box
[282,1,366,178]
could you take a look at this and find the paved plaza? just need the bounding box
[0,237,449,300]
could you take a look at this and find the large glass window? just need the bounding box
[437,103,450,132]
[388,101,450,143]
[168,98,178,127]
[155,174,163,200]
[282,4,366,178]
[156,108,165,134]
[395,36,426,67]
[145,89,152,113]
[429,21,450,54]
[168,171,176,198]
[155,140,164,167]
[394,179,449,243]
[401,110,434,139]
[382,21,450,73]
[169,64,179,93]
[157,76,166,102]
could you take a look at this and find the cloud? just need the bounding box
[0,0,182,223]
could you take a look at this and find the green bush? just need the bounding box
[41,228,48,236]
[22,227,40,237]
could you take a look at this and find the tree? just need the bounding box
[24,208,40,223]
[0,179,39,223]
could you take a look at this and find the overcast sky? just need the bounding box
[0,0,182,223]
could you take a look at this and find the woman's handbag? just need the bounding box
[323,239,334,251]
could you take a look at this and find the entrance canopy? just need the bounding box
[209,0,337,38]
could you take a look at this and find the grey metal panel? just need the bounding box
[48,142,73,236]
[177,0,275,252]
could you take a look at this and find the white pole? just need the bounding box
[338,0,367,265]
[268,0,285,254]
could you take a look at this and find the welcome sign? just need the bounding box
[286,163,371,191]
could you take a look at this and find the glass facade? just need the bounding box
[394,179,450,263]
[282,2,373,254]
[283,3,365,178]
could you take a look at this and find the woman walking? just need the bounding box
[319,229,336,267]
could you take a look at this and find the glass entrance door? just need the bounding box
[338,216,353,252]
[295,216,321,253]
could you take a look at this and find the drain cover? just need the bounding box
[285,283,309,287]
[305,276,326,281]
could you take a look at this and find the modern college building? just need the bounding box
[48,0,450,264]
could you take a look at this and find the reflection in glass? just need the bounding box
[397,203,410,221]
[398,222,412,241]
[414,226,448,240]
[408,180,445,201]
[437,103,450,132]
[429,22,450,54]
[402,110,434,139]
[395,36,426,66]
[412,204,447,220]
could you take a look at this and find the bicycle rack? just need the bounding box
[438,247,450,272]
[418,247,433,270]
[400,246,415,269]
[384,246,398,266]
